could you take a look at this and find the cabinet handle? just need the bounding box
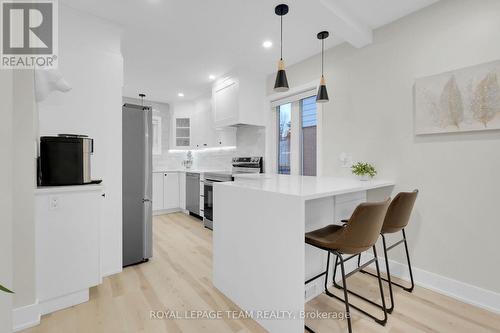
[101,193,106,197]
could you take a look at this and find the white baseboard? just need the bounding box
[153,208,182,216]
[383,257,500,314]
[39,289,89,316]
[306,253,500,315]
[12,302,40,332]
[102,267,123,278]
[12,289,90,332]
[360,253,500,314]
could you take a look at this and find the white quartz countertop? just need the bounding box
[153,169,230,174]
[219,174,395,200]
[35,184,104,195]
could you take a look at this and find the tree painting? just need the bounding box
[438,76,464,128]
[415,60,500,134]
[470,72,500,128]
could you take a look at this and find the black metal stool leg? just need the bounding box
[402,229,415,292]
[329,252,388,325]
[339,253,353,333]
[324,251,331,292]
[325,252,352,333]
[381,235,395,313]
[372,245,388,324]
[360,230,415,293]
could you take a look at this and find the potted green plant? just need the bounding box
[0,284,13,294]
[351,162,377,181]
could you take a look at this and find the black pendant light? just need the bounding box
[316,31,329,103]
[274,4,289,92]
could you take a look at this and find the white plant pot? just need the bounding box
[359,175,371,181]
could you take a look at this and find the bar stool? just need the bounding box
[349,190,419,313]
[304,199,391,333]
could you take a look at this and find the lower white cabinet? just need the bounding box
[152,172,164,211]
[164,172,180,209]
[35,185,103,314]
[153,171,184,213]
[179,172,186,210]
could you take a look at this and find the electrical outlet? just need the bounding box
[49,196,59,210]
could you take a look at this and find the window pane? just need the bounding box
[278,103,291,175]
[301,96,317,176]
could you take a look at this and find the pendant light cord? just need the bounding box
[321,39,324,76]
[280,15,283,60]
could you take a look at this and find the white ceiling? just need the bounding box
[61,0,438,103]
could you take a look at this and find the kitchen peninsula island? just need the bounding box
[213,174,394,333]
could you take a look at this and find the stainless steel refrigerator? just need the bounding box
[122,103,153,267]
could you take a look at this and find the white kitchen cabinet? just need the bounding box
[334,192,367,222]
[164,172,180,209]
[152,172,164,211]
[179,172,186,210]
[35,185,103,315]
[153,171,183,214]
[192,98,216,149]
[213,78,239,126]
[174,117,191,148]
[212,69,266,127]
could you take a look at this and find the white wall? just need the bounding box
[0,70,14,333]
[267,0,500,296]
[38,5,124,277]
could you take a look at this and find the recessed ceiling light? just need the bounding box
[262,40,273,48]
[209,75,216,80]
[178,92,184,97]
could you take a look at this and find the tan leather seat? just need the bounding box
[306,199,390,254]
[381,190,418,234]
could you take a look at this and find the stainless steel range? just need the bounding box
[203,157,263,229]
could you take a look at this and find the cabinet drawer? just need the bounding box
[334,191,367,222]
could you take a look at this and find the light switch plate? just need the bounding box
[339,153,353,168]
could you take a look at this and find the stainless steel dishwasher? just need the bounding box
[186,172,200,216]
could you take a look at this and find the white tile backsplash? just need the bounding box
[155,126,265,171]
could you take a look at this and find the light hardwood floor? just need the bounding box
[23,212,500,333]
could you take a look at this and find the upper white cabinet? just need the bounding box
[170,102,193,149]
[175,118,191,148]
[213,79,239,126]
[192,98,216,149]
[170,96,236,150]
[212,69,266,128]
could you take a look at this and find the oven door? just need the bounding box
[204,180,215,223]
